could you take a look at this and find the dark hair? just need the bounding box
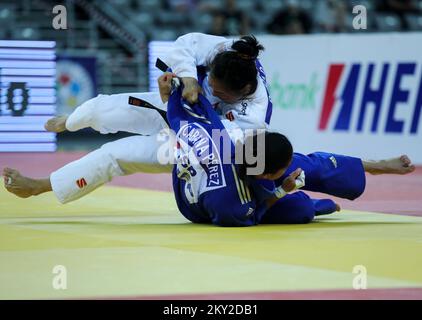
[238,132,293,179]
[210,35,264,96]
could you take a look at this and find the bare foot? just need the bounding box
[335,203,341,212]
[44,115,68,133]
[3,168,51,198]
[364,155,416,175]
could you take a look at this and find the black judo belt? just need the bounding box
[155,58,169,72]
[128,96,169,127]
[127,58,174,126]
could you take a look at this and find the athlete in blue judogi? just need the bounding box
[164,72,373,227]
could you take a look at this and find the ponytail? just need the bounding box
[231,35,265,61]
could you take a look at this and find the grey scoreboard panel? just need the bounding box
[0,40,56,152]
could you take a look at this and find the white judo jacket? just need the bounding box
[161,33,272,132]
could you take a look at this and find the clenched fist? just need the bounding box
[181,77,202,103]
[282,168,303,193]
[158,72,177,102]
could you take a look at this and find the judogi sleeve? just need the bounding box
[161,33,229,79]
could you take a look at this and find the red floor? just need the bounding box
[1,152,422,216]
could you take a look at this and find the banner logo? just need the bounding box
[319,63,422,134]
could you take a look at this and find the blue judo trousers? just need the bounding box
[259,152,366,224]
[166,83,366,227]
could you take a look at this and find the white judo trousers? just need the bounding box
[50,92,174,204]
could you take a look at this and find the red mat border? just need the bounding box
[99,288,422,300]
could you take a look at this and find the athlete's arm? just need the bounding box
[162,33,228,103]
[266,169,305,208]
[162,32,228,79]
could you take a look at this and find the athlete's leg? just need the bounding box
[278,152,366,200]
[260,191,339,224]
[278,153,415,201]
[45,92,167,135]
[3,133,174,203]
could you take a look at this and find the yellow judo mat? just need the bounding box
[1,184,422,299]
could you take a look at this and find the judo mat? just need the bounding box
[1,153,421,300]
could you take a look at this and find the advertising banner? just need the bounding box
[259,33,422,163]
[148,33,422,163]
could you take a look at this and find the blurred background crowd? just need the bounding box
[1,0,422,95]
